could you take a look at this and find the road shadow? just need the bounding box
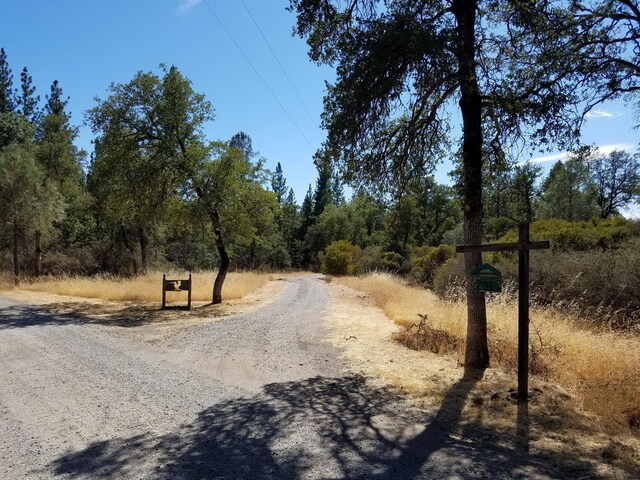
[0,301,224,330]
[49,374,615,479]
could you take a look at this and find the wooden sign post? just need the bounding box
[161,273,192,310]
[456,223,550,401]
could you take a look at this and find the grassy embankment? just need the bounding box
[337,272,640,432]
[0,271,272,303]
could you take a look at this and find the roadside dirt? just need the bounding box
[323,279,640,479]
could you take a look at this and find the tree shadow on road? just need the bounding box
[49,373,617,479]
[0,301,223,329]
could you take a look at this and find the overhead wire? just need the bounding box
[200,0,316,150]
[239,0,322,134]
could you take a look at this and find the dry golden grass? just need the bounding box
[2,271,272,303]
[337,272,640,433]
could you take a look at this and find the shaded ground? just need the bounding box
[0,276,636,479]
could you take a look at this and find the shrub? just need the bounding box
[411,244,456,286]
[433,255,466,299]
[497,218,630,251]
[319,240,359,276]
[355,245,385,274]
[432,238,640,329]
[381,251,405,272]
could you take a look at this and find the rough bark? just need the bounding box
[120,225,138,275]
[35,230,42,276]
[139,226,148,274]
[452,0,489,369]
[13,218,19,286]
[210,209,230,304]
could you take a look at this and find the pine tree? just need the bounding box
[312,159,332,217]
[18,67,39,123]
[37,80,79,185]
[0,48,15,113]
[44,80,68,116]
[271,162,287,203]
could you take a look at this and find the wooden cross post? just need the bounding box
[456,223,550,401]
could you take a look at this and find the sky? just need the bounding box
[2,0,639,217]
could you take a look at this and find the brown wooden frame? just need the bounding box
[161,273,192,310]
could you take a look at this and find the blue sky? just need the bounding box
[2,0,638,216]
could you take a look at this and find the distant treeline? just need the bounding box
[1,49,639,291]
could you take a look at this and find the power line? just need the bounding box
[200,0,316,150]
[239,0,322,133]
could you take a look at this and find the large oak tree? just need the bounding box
[289,0,609,368]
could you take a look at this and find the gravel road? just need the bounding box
[0,276,605,479]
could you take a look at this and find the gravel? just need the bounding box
[0,276,580,479]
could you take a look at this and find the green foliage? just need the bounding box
[195,141,277,260]
[0,48,15,114]
[381,251,405,273]
[0,111,35,149]
[539,154,599,222]
[498,218,629,251]
[411,244,455,286]
[355,245,385,273]
[590,149,640,219]
[319,240,359,276]
[0,145,65,273]
[526,240,640,328]
[433,256,466,299]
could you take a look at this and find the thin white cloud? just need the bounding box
[177,0,202,15]
[519,143,636,166]
[585,109,620,119]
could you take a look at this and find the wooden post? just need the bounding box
[518,223,530,401]
[456,222,550,402]
[187,273,192,310]
[162,273,166,309]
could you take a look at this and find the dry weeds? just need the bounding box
[326,279,640,477]
[0,271,272,303]
[336,272,640,434]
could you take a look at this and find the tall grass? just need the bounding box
[337,272,640,431]
[2,271,272,303]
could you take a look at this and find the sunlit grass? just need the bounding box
[5,271,272,303]
[337,272,640,431]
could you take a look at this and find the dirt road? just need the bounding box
[0,276,609,479]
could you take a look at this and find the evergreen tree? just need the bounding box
[0,145,64,281]
[539,153,598,221]
[229,131,254,161]
[0,48,15,114]
[271,162,287,204]
[18,67,39,123]
[44,80,68,116]
[312,158,332,217]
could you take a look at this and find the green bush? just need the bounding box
[433,255,466,298]
[381,251,405,272]
[355,245,385,274]
[527,239,640,328]
[411,244,456,286]
[432,238,640,329]
[319,240,359,276]
[497,218,630,251]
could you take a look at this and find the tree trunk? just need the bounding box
[13,218,19,286]
[35,230,42,276]
[210,209,230,304]
[139,226,148,274]
[120,225,138,275]
[452,0,489,369]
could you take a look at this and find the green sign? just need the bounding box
[470,263,502,292]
